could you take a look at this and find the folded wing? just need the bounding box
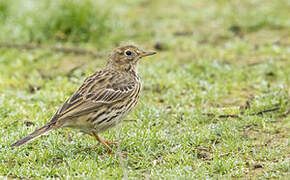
[53,71,136,121]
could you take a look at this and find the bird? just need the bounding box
[11,45,156,153]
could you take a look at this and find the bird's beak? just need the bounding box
[140,51,156,57]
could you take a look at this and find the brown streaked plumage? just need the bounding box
[12,45,156,153]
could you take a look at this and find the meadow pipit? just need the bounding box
[12,45,156,153]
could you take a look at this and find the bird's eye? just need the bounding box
[125,50,132,56]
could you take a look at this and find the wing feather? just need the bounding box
[54,71,137,120]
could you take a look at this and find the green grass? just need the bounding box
[0,0,289,178]
[0,0,112,46]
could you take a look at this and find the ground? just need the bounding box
[0,0,289,179]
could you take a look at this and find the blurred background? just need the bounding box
[1,0,289,48]
[0,0,289,178]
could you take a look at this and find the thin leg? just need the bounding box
[91,132,113,154]
[88,133,118,145]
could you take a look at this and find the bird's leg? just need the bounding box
[91,132,113,154]
[88,133,118,145]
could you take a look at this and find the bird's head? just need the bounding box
[106,45,156,72]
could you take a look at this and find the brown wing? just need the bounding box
[53,70,137,120]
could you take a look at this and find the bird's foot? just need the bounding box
[103,139,118,145]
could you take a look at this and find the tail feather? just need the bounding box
[11,123,57,147]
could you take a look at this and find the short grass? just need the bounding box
[0,0,289,179]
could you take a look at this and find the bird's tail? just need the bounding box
[11,122,59,147]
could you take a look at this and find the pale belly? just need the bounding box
[62,110,127,134]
